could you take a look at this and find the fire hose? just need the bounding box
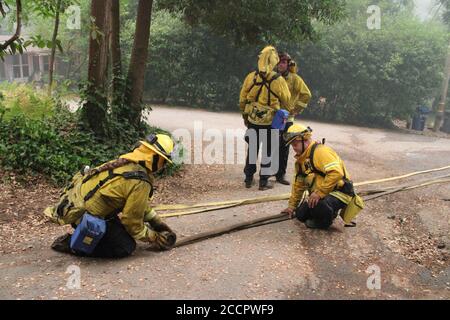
[149,165,450,248]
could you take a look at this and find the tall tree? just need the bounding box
[434,0,450,131]
[81,0,110,136]
[124,0,154,127]
[110,0,123,109]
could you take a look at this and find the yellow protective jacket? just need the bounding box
[239,70,292,114]
[239,46,291,125]
[284,72,312,122]
[46,162,158,242]
[288,142,351,209]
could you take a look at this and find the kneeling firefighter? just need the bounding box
[44,134,177,258]
[281,124,365,229]
[239,46,292,190]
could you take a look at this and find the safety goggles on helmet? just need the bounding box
[144,134,174,162]
[283,126,313,145]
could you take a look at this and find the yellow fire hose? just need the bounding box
[172,176,450,248]
[156,164,450,218]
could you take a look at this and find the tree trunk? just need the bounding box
[110,0,123,109]
[434,43,450,132]
[82,0,110,136]
[125,0,153,127]
[48,0,62,96]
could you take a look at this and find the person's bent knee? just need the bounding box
[311,200,335,229]
[295,202,310,222]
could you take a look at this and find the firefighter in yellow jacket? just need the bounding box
[281,124,364,229]
[239,46,291,190]
[44,134,177,258]
[275,52,312,185]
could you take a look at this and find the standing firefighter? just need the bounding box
[275,52,312,185]
[281,124,364,229]
[240,46,291,190]
[44,134,177,258]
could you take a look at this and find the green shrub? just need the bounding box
[140,5,447,127]
[0,82,55,120]
[0,85,182,185]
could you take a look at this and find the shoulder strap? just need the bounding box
[247,69,260,93]
[83,169,152,202]
[122,171,152,184]
[310,143,348,180]
[309,143,326,178]
[249,71,282,107]
[270,73,281,82]
[266,73,281,105]
[84,169,118,202]
[295,161,306,180]
[123,170,154,198]
[254,70,266,103]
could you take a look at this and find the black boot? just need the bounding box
[276,175,290,185]
[51,233,73,254]
[305,219,321,229]
[245,176,254,188]
[259,179,274,191]
[305,219,330,230]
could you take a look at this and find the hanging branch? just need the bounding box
[48,0,63,95]
[0,1,7,17]
[0,0,22,52]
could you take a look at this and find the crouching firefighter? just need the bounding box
[281,124,365,229]
[44,134,177,258]
[239,46,291,190]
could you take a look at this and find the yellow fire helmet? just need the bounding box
[120,134,175,173]
[140,134,175,164]
[284,123,313,145]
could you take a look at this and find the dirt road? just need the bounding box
[1,106,450,299]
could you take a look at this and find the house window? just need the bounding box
[12,54,29,79]
[0,62,5,80]
[43,55,50,71]
[33,55,40,73]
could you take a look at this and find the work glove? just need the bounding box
[154,231,177,251]
[148,215,173,233]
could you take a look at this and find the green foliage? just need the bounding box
[144,3,448,127]
[296,6,448,125]
[438,0,450,27]
[157,0,347,44]
[140,10,254,109]
[0,82,54,119]
[0,0,76,59]
[0,83,177,185]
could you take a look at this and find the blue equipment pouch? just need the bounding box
[70,213,107,255]
[271,109,289,130]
